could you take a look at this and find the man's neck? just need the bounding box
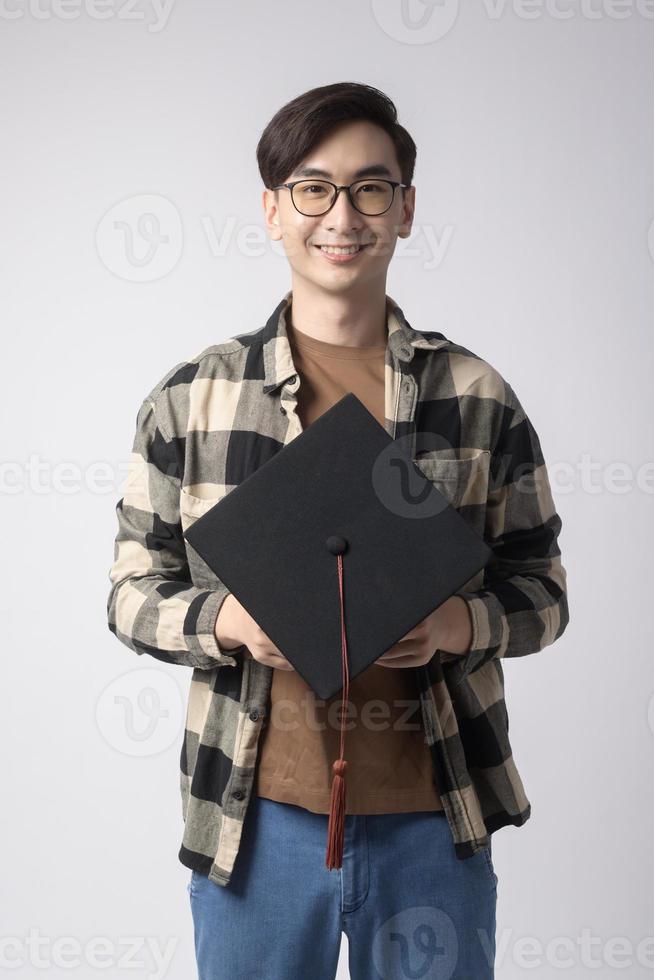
[287,280,389,348]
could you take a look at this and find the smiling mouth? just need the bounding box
[313,244,370,255]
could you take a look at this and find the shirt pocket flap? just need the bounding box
[411,448,491,511]
[179,485,232,530]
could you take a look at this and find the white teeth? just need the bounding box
[319,245,361,255]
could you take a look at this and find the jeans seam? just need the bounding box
[481,845,496,888]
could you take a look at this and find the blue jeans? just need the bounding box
[187,794,497,979]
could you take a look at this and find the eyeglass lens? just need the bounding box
[291,179,394,216]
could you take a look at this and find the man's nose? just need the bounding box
[324,188,363,228]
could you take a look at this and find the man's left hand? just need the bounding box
[374,596,472,669]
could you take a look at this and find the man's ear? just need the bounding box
[397,185,416,240]
[263,187,283,242]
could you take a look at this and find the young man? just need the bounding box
[107,82,569,979]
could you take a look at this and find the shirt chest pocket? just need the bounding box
[411,448,491,559]
[179,485,233,588]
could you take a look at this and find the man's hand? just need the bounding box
[375,596,473,669]
[214,594,295,670]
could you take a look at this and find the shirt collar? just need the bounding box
[262,290,449,394]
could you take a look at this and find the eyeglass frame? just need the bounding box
[271,178,412,217]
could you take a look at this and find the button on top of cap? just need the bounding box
[326,535,348,555]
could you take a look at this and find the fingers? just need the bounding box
[257,650,295,670]
[378,640,420,663]
[266,643,293,669]
[376,640,434,668]
[376,656,415,668]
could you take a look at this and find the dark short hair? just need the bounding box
[256,81,417,190]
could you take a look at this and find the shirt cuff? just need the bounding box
[450,591,505,678]
[188,587,242,668]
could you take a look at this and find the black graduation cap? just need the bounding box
[183,392,492,869]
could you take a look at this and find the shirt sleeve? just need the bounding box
[453,382,570,679]
[106,396,239,669]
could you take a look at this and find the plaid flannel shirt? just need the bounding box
[107,290,569,887]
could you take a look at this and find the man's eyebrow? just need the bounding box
[289,164,396,180]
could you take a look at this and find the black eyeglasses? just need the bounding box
[272,178,411,217]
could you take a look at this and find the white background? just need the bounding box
[2,1,653,977]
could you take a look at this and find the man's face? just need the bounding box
[263,119,415,296]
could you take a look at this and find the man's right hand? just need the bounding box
[214,594,295,670]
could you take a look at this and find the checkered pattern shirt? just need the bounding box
[107,290,570,887]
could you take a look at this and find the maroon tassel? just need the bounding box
[326,758,347,869]
[325,552,350,871]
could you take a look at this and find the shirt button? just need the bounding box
[232,789,245,801]
[289,374,297,383]
[280,406,286,415]
[249,710,260,722]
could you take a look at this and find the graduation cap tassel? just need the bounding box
[325,539,350,870]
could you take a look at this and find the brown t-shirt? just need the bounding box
[254,316,443,814]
